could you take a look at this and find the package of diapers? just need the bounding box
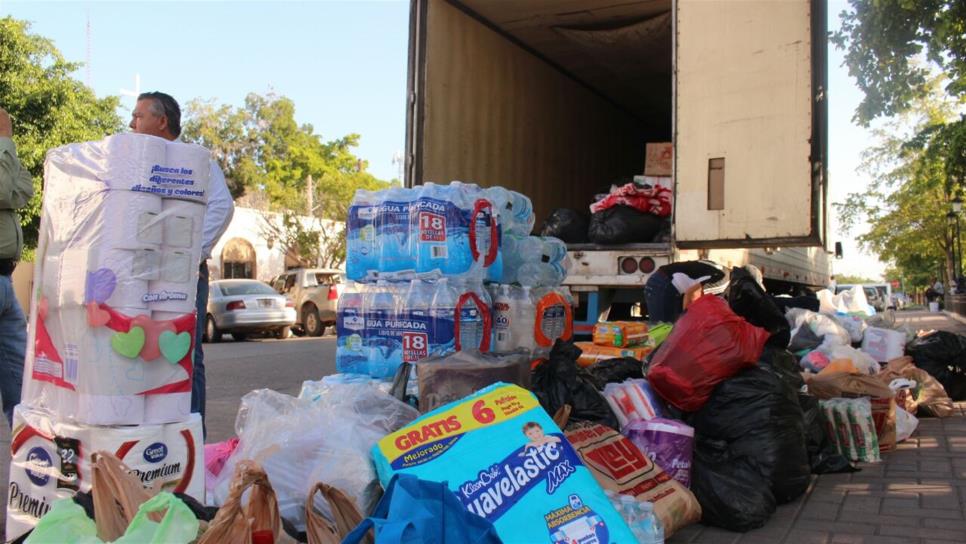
[22,134,210,425]
[372,383,636,544]
[5,405,203,542]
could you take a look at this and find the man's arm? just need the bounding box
[0,109,35,210]
[201,160,234,259]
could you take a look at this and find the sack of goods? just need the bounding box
[25,133,210,426]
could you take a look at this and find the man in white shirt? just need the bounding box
[130,92,234,434]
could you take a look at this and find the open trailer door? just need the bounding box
[673,0,827,249]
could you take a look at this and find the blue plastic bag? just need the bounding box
[341,473,502,544]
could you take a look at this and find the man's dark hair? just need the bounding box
[138,91,181,137]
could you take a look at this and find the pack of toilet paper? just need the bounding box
[22,134,211,425]
[4,405,204,543]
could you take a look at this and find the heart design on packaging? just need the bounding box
[112,326,146,359]
[85,268,117,304]
[131,315,176,361]
[87,302,111,327]
[159,330,192,364]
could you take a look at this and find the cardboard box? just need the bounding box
[645,142,673,177]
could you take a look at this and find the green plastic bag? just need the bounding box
[25,499,100,544]
[26,492,198,544]
[116,492,199,544]
[648,322,673,347]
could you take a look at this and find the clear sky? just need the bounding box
[1,0,886,279]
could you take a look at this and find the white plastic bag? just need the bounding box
[786,308,851,347]
[896,407,919,442]
[212,386,419,531]
[823,344,879,375]
[835,314,867,344]
[817,287,872,316]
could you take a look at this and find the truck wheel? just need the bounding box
[274,326,291,340]
[205,315,222,343]
[304,306,324,337]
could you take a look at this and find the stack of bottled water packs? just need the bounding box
[338,181,573,380]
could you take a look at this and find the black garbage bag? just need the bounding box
[584,357,645,388]
[587,205,665,245]
[540,208,589,243]
[688,365,810,505]
[690,439,776,532]
[531,340,619,429]
[906,330,966,400]
[773,295,820,313]
[798,393,856,474]
[728,267,791,348]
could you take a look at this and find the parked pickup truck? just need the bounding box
[270,268,343,336]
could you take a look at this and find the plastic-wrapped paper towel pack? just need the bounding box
[23,134,211,426]
[4,405,203,542]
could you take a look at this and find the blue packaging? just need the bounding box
[372,383,636,544]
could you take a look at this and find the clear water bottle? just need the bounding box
[513,285,537,352]
[414,183,456,275]
[492,285,515,353]
[455,277,492,352]
[518,261,565,287]
[484,186,534,235]
[364,280,400,379]
[346,190,379,281]
[377,186,417,273]
[541,236,568,265]
[335,281,368,374]
[430,277,458,356]
[399,279,435,363]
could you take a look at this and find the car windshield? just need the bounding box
[217,281,277,296]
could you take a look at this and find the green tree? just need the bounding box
[833,275,878,285]
[182,92,388,266]
[836,82,964,290]
[832,0,966,125]
[0,17,124,253]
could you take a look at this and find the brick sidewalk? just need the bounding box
[671,311,966,544]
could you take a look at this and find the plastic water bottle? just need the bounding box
[414,183,457,275]
[377,187,417,273]
[518,261,565,287]
[513,286,537,352]
[399,279,434,363]
[365,280,400,379]
[335,282,368,374]
[430,277,458,356]
[493,285,515,353]
[485,186,535,235]
[455,278,492,352]
[542,237,568,265]
[346,190,379,281]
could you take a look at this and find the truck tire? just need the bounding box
[274,326,291,340]
[303,305,324,337]
[205,315,222,343]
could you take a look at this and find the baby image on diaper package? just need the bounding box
[372,383,636,543]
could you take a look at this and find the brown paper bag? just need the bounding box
[91,451,159,541]
[565,423,701,537]
[805,371,893,400]
[878,357,955,418]
[198,460,296,544]
[305,482,370,544]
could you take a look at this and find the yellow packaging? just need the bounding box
[592,321,650,347]
[576,342,652,367]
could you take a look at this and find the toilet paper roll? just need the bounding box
[41,247,91,308]
[91,191,164,249]
[6,404,205,541]
[144,392,193,425]
[150,143,211,204]
[104,133,169,192]
[153,311,193,322]
[89,246,162,282]
[160,199,206,249]
[76,393,146,426]
[106,279,150,310]
[146,248,202,313]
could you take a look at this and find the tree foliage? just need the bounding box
[832,0,966,125]
[833,275,879,285]
[0,17,124,252]
[836,83,965,290]
[181,92,387,266]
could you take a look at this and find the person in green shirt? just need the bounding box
[0,106,35,426]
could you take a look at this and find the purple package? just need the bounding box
[623,417,695,488]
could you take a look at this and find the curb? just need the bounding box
[942,310,966,326]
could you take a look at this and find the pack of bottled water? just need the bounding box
[339,181,573,377]
[346,181,536,282]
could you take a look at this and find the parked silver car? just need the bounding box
[204,279,297,342]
